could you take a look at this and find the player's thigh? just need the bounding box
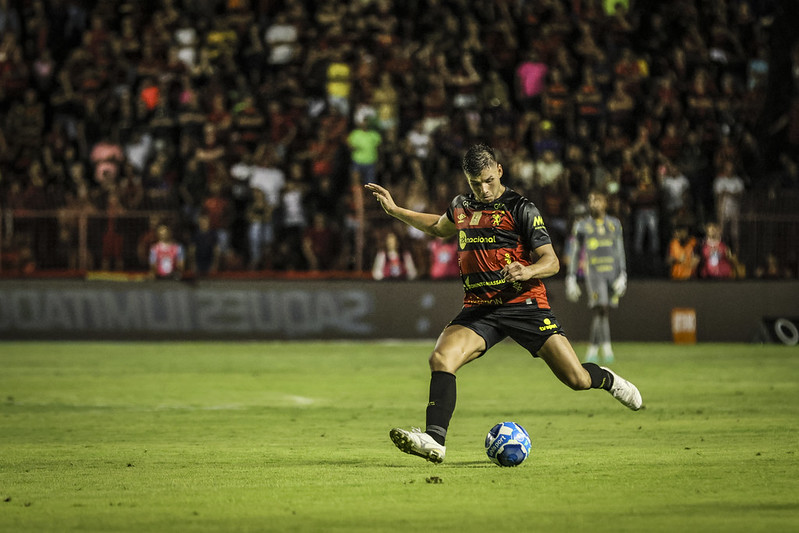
[429,324,487,373]
[537,334,591,390]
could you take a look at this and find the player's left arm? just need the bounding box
[502,199,559,282]
[613,219,627,275]
[612,219,628,296]
[502,243,559,282]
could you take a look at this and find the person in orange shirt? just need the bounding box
[667,226,699,280]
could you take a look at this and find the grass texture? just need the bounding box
[1,341,798,532]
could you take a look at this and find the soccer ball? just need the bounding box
[485,421,531,467]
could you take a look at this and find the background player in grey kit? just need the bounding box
[566,190,627,363]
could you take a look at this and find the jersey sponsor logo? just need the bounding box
[532,215,545,229]
[457,213,467,223]
[463,276,507,291]
[539,317,559,331]
[470,212,482,225]
[458,230,497,249]
[464,296,505,306]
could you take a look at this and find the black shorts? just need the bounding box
[449,304,566,357]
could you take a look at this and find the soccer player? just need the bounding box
[565,190,627,363]
[365,144,642,464]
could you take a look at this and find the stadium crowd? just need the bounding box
[1,0,797,279]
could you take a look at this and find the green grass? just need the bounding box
[1,341,798,532]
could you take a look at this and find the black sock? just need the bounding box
[582,363,614,391]
[425,371,456,446]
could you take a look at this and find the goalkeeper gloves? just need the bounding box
[612,272,627,297]
[565,275,581,302]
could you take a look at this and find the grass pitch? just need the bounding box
[1,341,798,532]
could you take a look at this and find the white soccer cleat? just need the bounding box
[390,427,446,463]
[601,367,643,411]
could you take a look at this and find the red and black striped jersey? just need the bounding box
[445,187,552,308]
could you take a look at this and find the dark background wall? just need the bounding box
[1,280,797,343]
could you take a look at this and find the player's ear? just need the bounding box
[497,163,503,178]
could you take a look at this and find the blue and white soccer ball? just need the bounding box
[485,421,532,467]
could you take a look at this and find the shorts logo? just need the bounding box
[539,318,559,331]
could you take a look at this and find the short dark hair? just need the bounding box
[462,143,497,177]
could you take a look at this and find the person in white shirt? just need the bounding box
[713,160,745,254]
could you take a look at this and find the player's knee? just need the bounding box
[428,350,447,372]
[429,349,460,373]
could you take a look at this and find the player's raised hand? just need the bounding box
[364,183,398,215]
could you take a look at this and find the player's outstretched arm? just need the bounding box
[364,183,457,238]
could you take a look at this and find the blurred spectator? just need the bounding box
[264,12,299,70]
[713,160,745,255]
[347,116,382,184]
[629,165,660,272]
[248,148,285,210]
[125,129,154,174]
[189,213,220,277]
[515,49,547,113]
[667,226,699,281]
[326,47,351,116]
[754,252,793,280]
[276,162,309,270]
[0,0,21,37]
[302,212,340,271]
[699,222,736,280]
[372,71,399,140]
[201,180,233,256]
[90,138,124,187]
[372,231,417,280]
[101,191,125,271]
[575,66,605,138]
[534,149,566,191]
[428,237,459,280]
[245,188,274,269]
[149,224,184,280]
[658,160,692,234]
[542,68,571,135]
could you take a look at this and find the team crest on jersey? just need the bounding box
[491,213,503,226]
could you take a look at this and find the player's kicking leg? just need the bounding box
[539,334,642,410]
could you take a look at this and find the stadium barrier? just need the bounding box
[1,279,798,343]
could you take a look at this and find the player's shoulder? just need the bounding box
[450,193,471,209]
[605,215,623,229]
[573,214,592,231]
